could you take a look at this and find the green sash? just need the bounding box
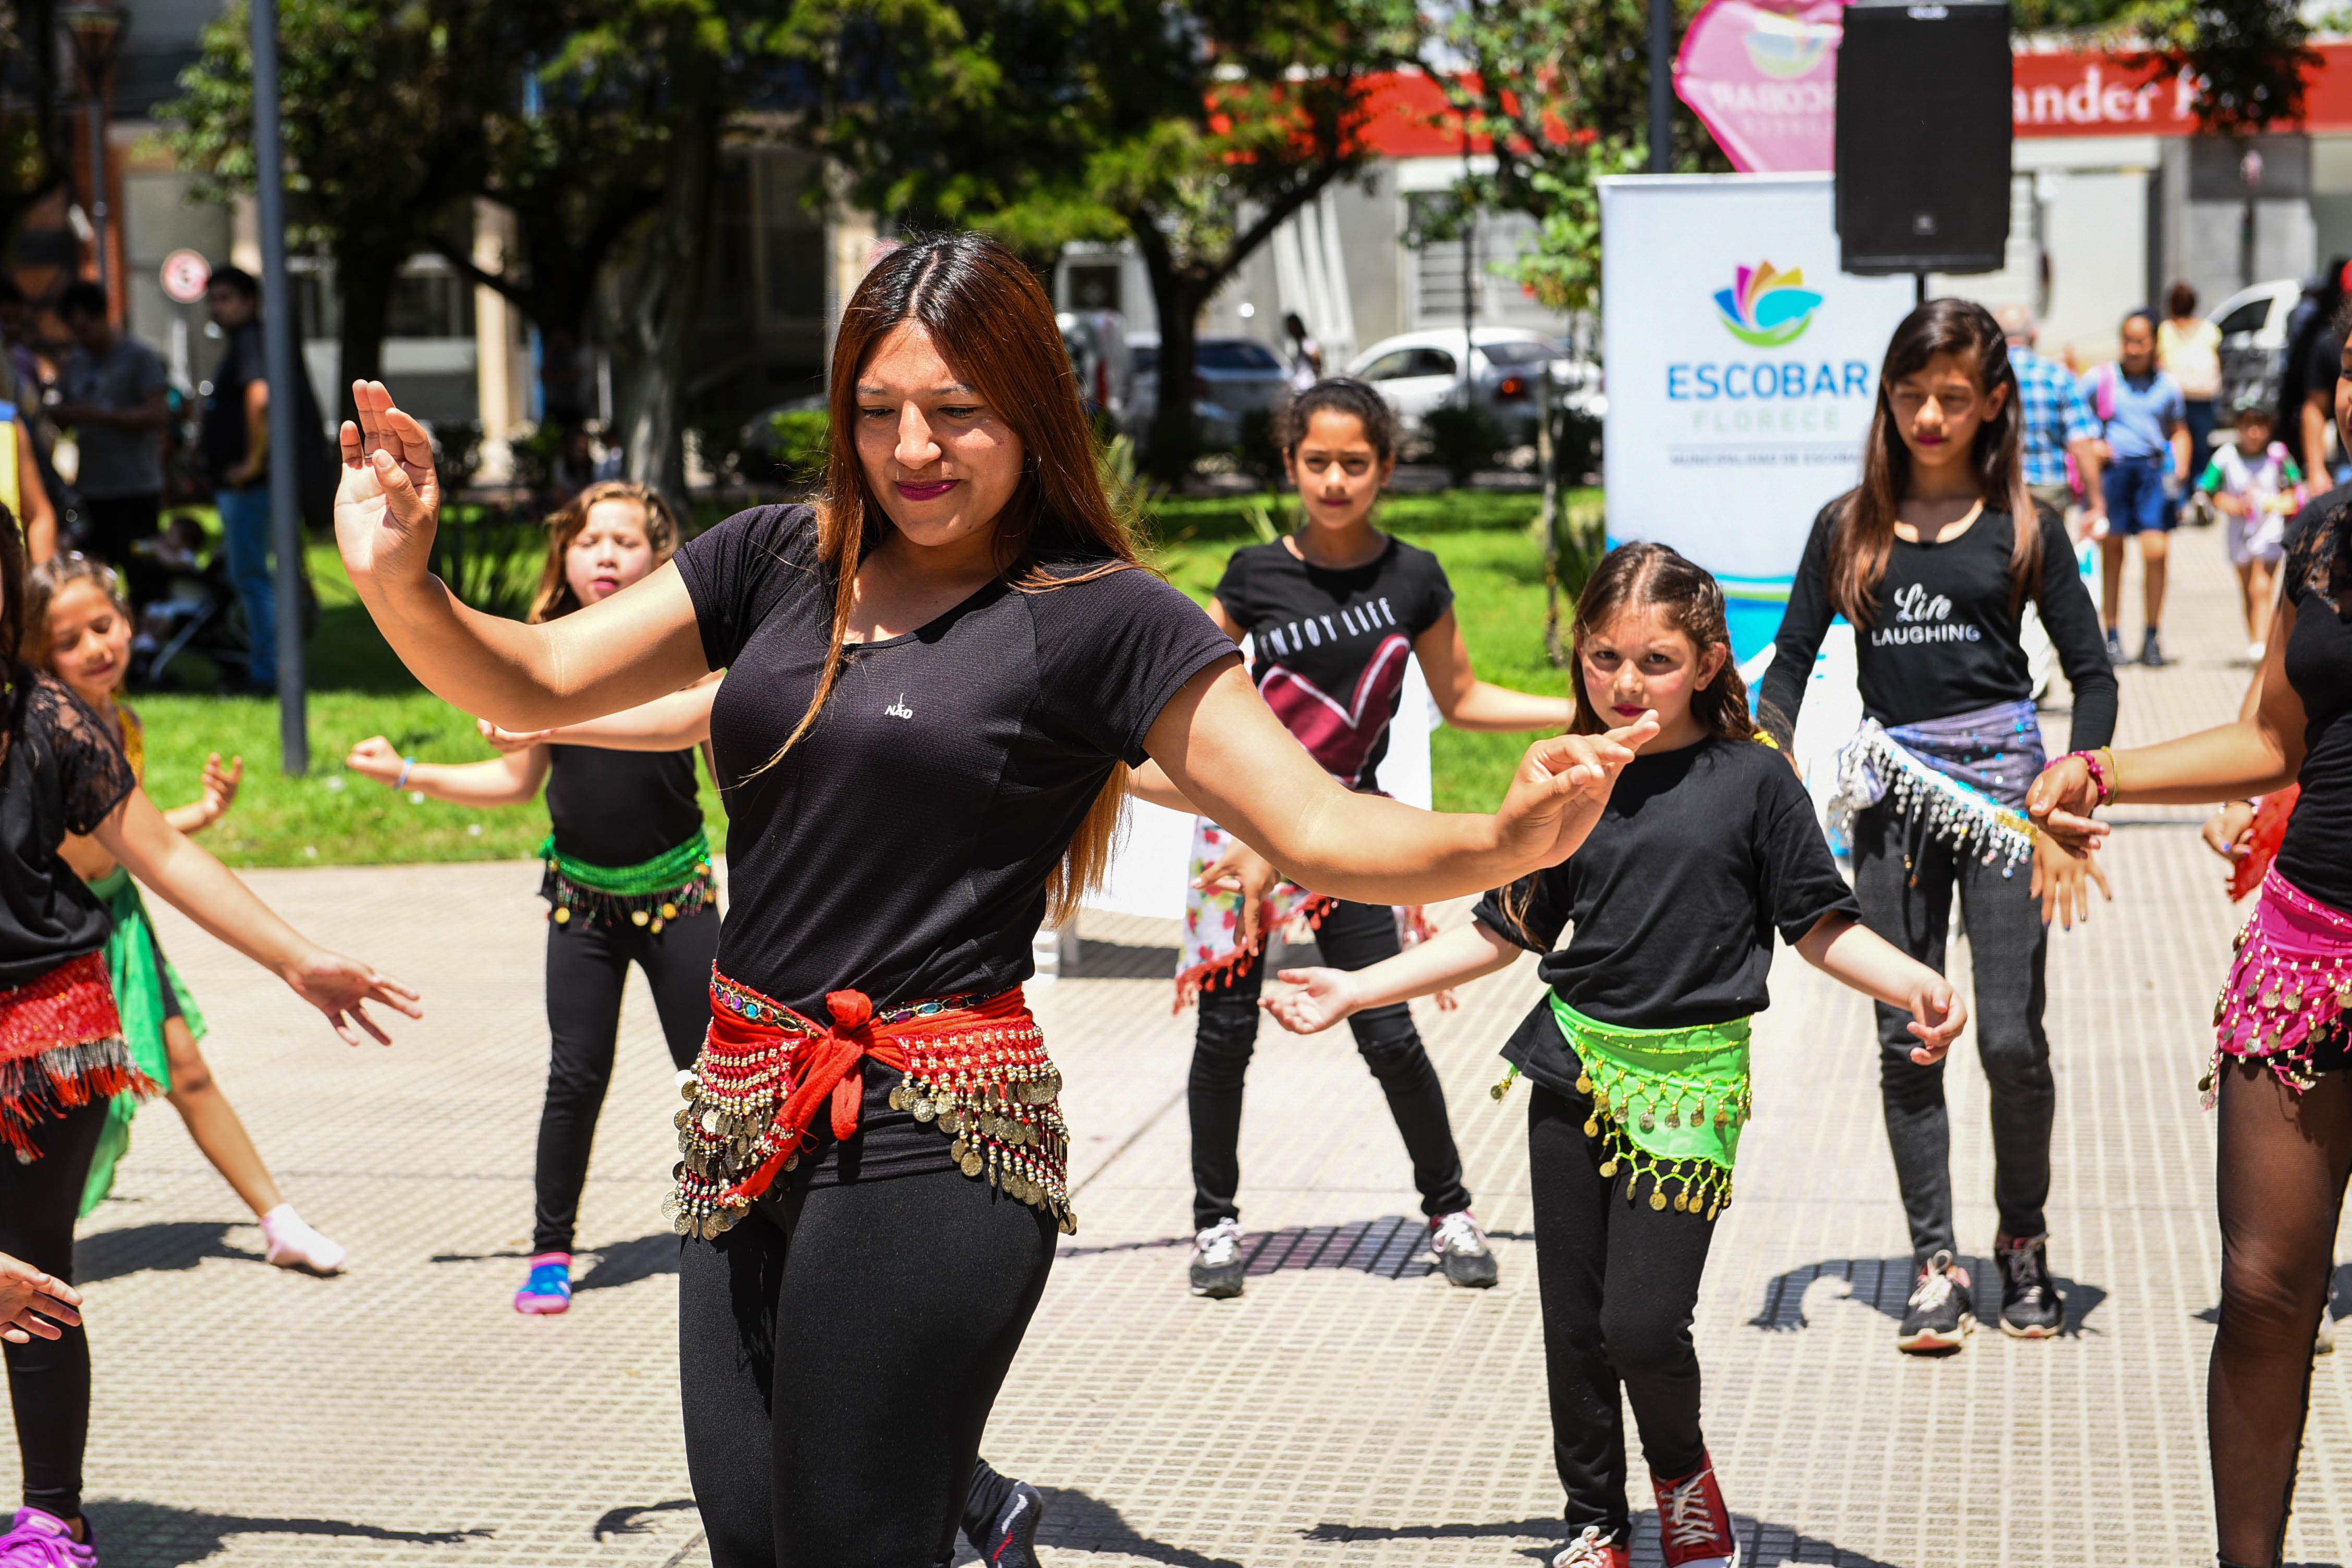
[1549,995,1751,1219]
[78,866,201,1216]
[538,829,715,930]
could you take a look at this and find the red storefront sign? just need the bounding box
[2013,42,2352,138]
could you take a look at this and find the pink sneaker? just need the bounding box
[0,1507,96,1566]
[513,1252,572,1315]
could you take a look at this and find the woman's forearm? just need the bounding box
[397,756,544,807]
[1126,760,1201,814]
[96,792,314,976]
[1443,683,1572,733]
[2110,722,2300,804]
[534,678,718,750]
[1336,921,1521,1014]
[1799,916,1931,1011]
[162,800,218,835]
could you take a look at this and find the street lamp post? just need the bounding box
[249,0,309,773]
[59,1,125,301]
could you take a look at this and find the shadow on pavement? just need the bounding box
[1006,1487,1244,1567]
[1065,938,1181,979]
[1304,1511,1902,1565]
[83,1500,491,1567]
[426,1235,680,1292]
[1060,1215,1531,1281]
[592,1498,699,1541]
[75,1222,255,1285]
[1747,1255,2106,1336]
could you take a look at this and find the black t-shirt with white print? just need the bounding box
[1212,535,1452,792]
[1756,502,2117,752]
[1471,735,1861,1097]
[0,673,137,990]
[675,504,1237,1183]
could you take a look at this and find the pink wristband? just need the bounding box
[2065,749,2112,806]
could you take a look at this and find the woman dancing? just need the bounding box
[1264,543,1964,1568]
[1136,377,1569,1298]
[24,553,348,1272]
[1756,299,2117,1353]
[0,516,415,1565]
[347,481,720,1315]
[2029,321,2352,1568]
[330,231,1651,1567]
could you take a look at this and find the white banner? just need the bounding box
[1599,174,1914,657]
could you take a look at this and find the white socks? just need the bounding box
[259,1203,348,1276]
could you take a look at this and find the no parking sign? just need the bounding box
[158,249,211,304]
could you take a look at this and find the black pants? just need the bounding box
[78,493,164,606]
[2,1098,106,1520]
[534,908,718,1255]
[1852,804,2053,1264]
[1529,1083,1715,1541]
[1190,898,1471,1231]
[678,1167,1058,1568]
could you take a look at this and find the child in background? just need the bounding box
[1263,544,1966,1568]
[2197,399,2305,662]
[24,553,351,1271]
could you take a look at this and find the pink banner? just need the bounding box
[1674,0,1841,173]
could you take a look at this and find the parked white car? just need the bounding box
[2208,278,2305,420]
[1347,328,1603,446]
[1124,332,1293,452]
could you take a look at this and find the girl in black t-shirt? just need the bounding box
[1755,299,2118,1354]
[347,482,722,1317]
[0,513,415,1565]
[328,232,1655,1568]
[1133,378,1572,1298]
[2029,317,2352,1567]
[1265,543,1965,1568]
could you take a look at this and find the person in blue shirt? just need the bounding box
[2079,309,2189,666]
[1996,303,2104,531]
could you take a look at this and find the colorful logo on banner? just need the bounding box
[1673,0,1842,173]
[1712,262,1823,347]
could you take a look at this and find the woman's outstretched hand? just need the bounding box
[280,949,422,1046]
[335,380,443,592]
[1493,714,1659,869]
[0,1252,81,1344]
[2029,834,2113,929]
[1904,977,1967,1065]
[2025,755,2111,854]
[1261,966,1356,1035]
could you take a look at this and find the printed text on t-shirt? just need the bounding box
[1874,582,1981,646]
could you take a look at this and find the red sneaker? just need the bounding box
[1651,1451,1739,1568]
[1550,1524,1630,1568]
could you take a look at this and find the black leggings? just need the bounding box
[678,1166,1058,1568]
[1528,1082,1716,1541]
[534,908,718,1254]
[2,1098,106,1520]
[1190,898,1471,1231]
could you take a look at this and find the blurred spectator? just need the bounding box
[53,280,169,603]
[1995,303,2103,535]
[200,264,317,695]
[2278,260,2350,494]
[2081,309,2188,667]
[0,277,45,406]
[2158,280,2221,483]
[1283,311,1322,394]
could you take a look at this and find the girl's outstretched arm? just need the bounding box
[475,672,721,754]
[163,753,242,835]
[1794,913,1966,1063]
[1265,920,1522,1035]
[89,788,420,1046]
[346,734,548,806]
[1413,610,1573,733]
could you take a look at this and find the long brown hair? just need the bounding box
[0,506,23,721]
[527,480,683,624]
[1498,542,1752,941]
[21,553,129,672]
[1830,299,2038,628]
[786,230,1147,922]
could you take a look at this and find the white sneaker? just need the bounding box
[1429,1209,1499,1288]
[260,1204,348,1276]
[1189,1217,1244,1298]
[2249,641,2267,664]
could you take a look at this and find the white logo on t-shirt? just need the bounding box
[1892,583,1952,623]
[1874,582,1981,646]
[884,693,913,719]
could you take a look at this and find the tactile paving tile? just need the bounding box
[13,522,2346,1566]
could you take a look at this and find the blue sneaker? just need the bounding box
[513,1252,572,1315]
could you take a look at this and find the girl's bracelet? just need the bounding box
[395,757,414,791]
[2065,747,2117,806]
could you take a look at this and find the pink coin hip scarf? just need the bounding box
[664,970,1075,1240]
[2203,867,2352,1104]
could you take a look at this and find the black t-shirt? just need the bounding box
[677,504,1236,1183]
[0,673,137,990]
[1469,736,1860,1093]
[545,744,702,865]
[199,322,266,484]
[2277,501,2352,911]
[1757,501,2117,753]
[1212,535,1452,791]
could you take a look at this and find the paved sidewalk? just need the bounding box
[14,521,2339,1566]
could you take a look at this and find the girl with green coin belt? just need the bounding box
[1267,544,1968,1568]
[348,481,722,1315]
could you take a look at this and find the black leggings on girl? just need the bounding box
[2210,1049,2352,1568]
[1529,1081,1716,1541]
[2,1098,106,1521]
[535,908,718,1254]
[678,1165,1058,1568]
[1191,898,1471,1231]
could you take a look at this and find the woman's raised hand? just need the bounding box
[1493,714,1659,869]
[335,380,442,591]
[344,735,406,786]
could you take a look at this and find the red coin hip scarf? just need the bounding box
[665,971,1074,1240]
[0,951,155,1158]
[2204,867,2352,1104]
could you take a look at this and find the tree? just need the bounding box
[0,0,74,255]
[164,0,494,423]
[2121,0,2318,135]
[814,0,1415,481]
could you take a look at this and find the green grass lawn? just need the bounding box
[131,487,1591,866]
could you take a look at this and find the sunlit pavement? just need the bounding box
[18,519,2336,1566]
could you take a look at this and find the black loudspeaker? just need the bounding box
[1835,0,2013,275]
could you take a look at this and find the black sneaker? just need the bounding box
[1995,1232,2065,1338]
[969,1478,1044,1567]
[2105,626,2124,663]
[1429,1209,1500,1288]
[1190,1218,1244,1298]
[2140,628,2165,667]
[1896,1249,1974,1354]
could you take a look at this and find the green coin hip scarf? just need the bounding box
[538,829,716,930]
[79,864,201,1216]
[1532,995,1753,1219]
